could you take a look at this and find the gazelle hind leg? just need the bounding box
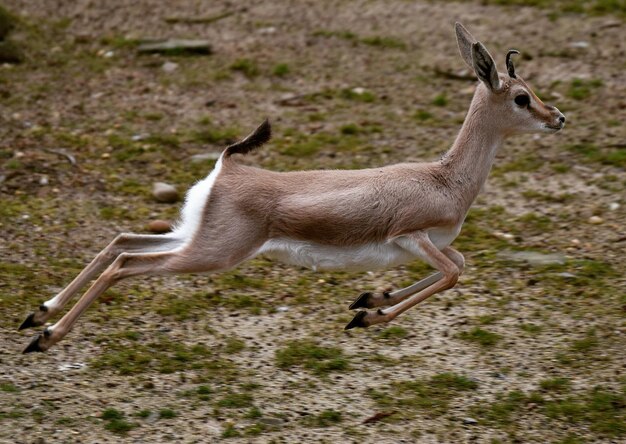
[346,237,461,330]
[348,246,464,310]
[19,233,184,331]
[22,224,265,353]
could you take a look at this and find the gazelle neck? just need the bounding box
[440,93,505,206]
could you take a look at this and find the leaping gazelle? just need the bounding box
[20,23,564,353]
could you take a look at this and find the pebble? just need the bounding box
[569,41,589,49]
[463,417,478,425]
[39,175,49,186]
[152,182,179,203]
[609,202,620,211]
[588,216,603,225]
[162,61,179,73]
[147,220,172,233]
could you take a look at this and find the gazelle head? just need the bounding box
[455,23,565,135]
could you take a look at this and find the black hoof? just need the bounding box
[345,311,368,330]
[349,292,373,310]
[22,333,44,354]
[18,312,38,331]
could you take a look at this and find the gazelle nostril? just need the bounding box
[559,115,565,123]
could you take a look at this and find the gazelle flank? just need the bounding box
[19,23,564,354]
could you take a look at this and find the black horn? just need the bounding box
[506,49,520,78]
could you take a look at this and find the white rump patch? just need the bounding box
[171,155,224,243]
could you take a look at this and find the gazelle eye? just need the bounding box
[514,94,530,107]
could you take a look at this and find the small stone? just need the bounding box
[39,176,49,186]
[588,216,603,225]
[569,41,589,49]
[571,239,580,246]
[152,182,179,203]
[351,87,366,94]
[277,306,289,312]
[147,220,172,233]
[493,231,514,240]
[463,417,478,425]
[557,272,576,279]
[162,61,179,73]
[609,202,620,211]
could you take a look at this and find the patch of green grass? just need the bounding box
[101,408,124,421]
[340,88,376,102]
[222,423,241,438]
[567,142,626,168]
[457,0,625,19]
[307,409,343,427]
[472,383,626,437]
[540,377,572,393]
[158,408,177,419]
[191,125,240,146]
[519,323,543,334]
[567,78,603,100]
[101,408,136,435]
[493,152,543,175]
[0,409,25,420]
[224,337,246,354]
[413,109,433,121]
[217,392,254,409]
[570,330,599,353]
[0,383,19,392]
[371,372,478,418]
[432,93,448,107]
[272,63,290,77]
[379,325,409,340]
[135,409,151,418]
[276,339,350,375]
[276,129,370,158]
[312,29,358,41]
[229,58,259,77]
[522,190,574,203]
[340,123,360,135]
[471,390,536,426]
[458,327,502,347]
[92,336,231,376]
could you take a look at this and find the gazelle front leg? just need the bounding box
[345,234,460,329]
[349,246,464,310]
[19,234,182,330]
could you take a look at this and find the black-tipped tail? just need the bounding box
[223,119,271,158]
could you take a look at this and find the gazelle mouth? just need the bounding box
[544,123,563,132]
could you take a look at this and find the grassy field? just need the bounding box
[0,0,624,442]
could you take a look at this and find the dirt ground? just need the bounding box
[0,1,625,443]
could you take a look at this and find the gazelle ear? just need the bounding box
[455,22,476,70]
[471,42,501,92]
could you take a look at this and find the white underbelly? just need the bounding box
[428,224,462,250]
[258,239,417,272]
